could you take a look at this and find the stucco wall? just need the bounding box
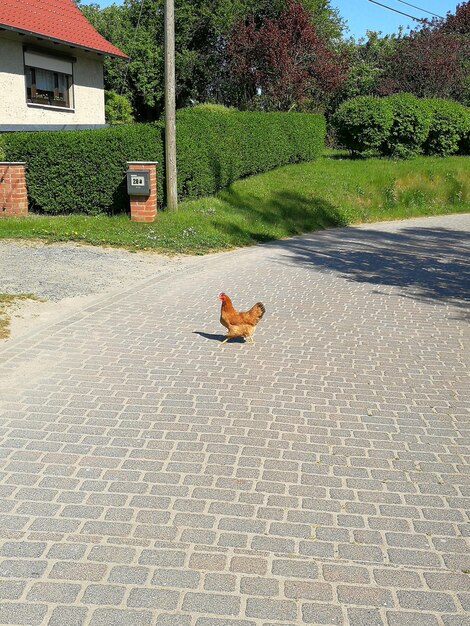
[0,35,106,129]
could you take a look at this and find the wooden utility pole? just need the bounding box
[164,0,178,210]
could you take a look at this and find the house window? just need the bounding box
[26,67,71,108]
[24,49,74,109]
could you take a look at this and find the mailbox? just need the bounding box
[127,170,150,196]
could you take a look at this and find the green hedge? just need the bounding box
[460,123,470,156]
[332,95,469,158]
[2,108,325,214]
[3,124,163,214]
[176,108,325,199]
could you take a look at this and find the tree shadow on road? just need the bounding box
[199,178,468,315]
[271,223,470,314]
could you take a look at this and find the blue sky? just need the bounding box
[95,0,461,40]
[334,0,460,39]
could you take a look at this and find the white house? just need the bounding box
[0,0,127,131]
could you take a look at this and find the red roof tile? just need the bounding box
[0,0,127,58]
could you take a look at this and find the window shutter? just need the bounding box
[24,51,73,75]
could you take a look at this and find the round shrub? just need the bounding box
[332,96,393,156]
[383,93,431,159]
[425,99,470,156]
[459,110,470,155]
[105,91,134,125]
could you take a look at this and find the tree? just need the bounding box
[301,0,345,40]
[81,2,163,120]
[226,0,348,111]
[80,0,345,119]
[105,91,134,124]
[378,2,469,104]
[440,1,470,35]
[333,31,400,108]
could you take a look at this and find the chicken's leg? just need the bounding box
[219,336,230,346]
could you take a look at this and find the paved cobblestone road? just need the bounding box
[0,214,469,626]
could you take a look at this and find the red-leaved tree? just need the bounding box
[442,0,470,35]
[379,2,469,103]
[226,0,348,110]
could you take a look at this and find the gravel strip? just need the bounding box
[0,240,199,341]
[0,240,189,301]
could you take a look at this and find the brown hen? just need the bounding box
[219,293,265,345]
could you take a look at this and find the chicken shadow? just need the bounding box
[193,331,245,343]
[271,223,470,315]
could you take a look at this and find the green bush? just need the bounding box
[332,96,393,156]
[2,109,325,214]
[459,110,470,155]
[332,95,469,159]
[105,91,134,125]
[424,99,470,156]
[383,93,431,159]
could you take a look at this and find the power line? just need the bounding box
[394,0,444,20]
[367,0,427,23]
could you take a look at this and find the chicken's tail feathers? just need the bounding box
[252,302,266,321]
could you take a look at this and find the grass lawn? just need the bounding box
[0,153,468,254]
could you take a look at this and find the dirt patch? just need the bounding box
[6,293,98,340]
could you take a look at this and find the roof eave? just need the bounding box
[0,23,128,59]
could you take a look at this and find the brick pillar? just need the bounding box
[127,162,157,223]
[0,162,28,218]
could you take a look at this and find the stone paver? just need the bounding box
[0,214,469,626]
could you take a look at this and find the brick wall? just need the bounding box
[0,162,28,217]
[127,162,157,223]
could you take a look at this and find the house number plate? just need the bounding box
[127,170,150,196]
